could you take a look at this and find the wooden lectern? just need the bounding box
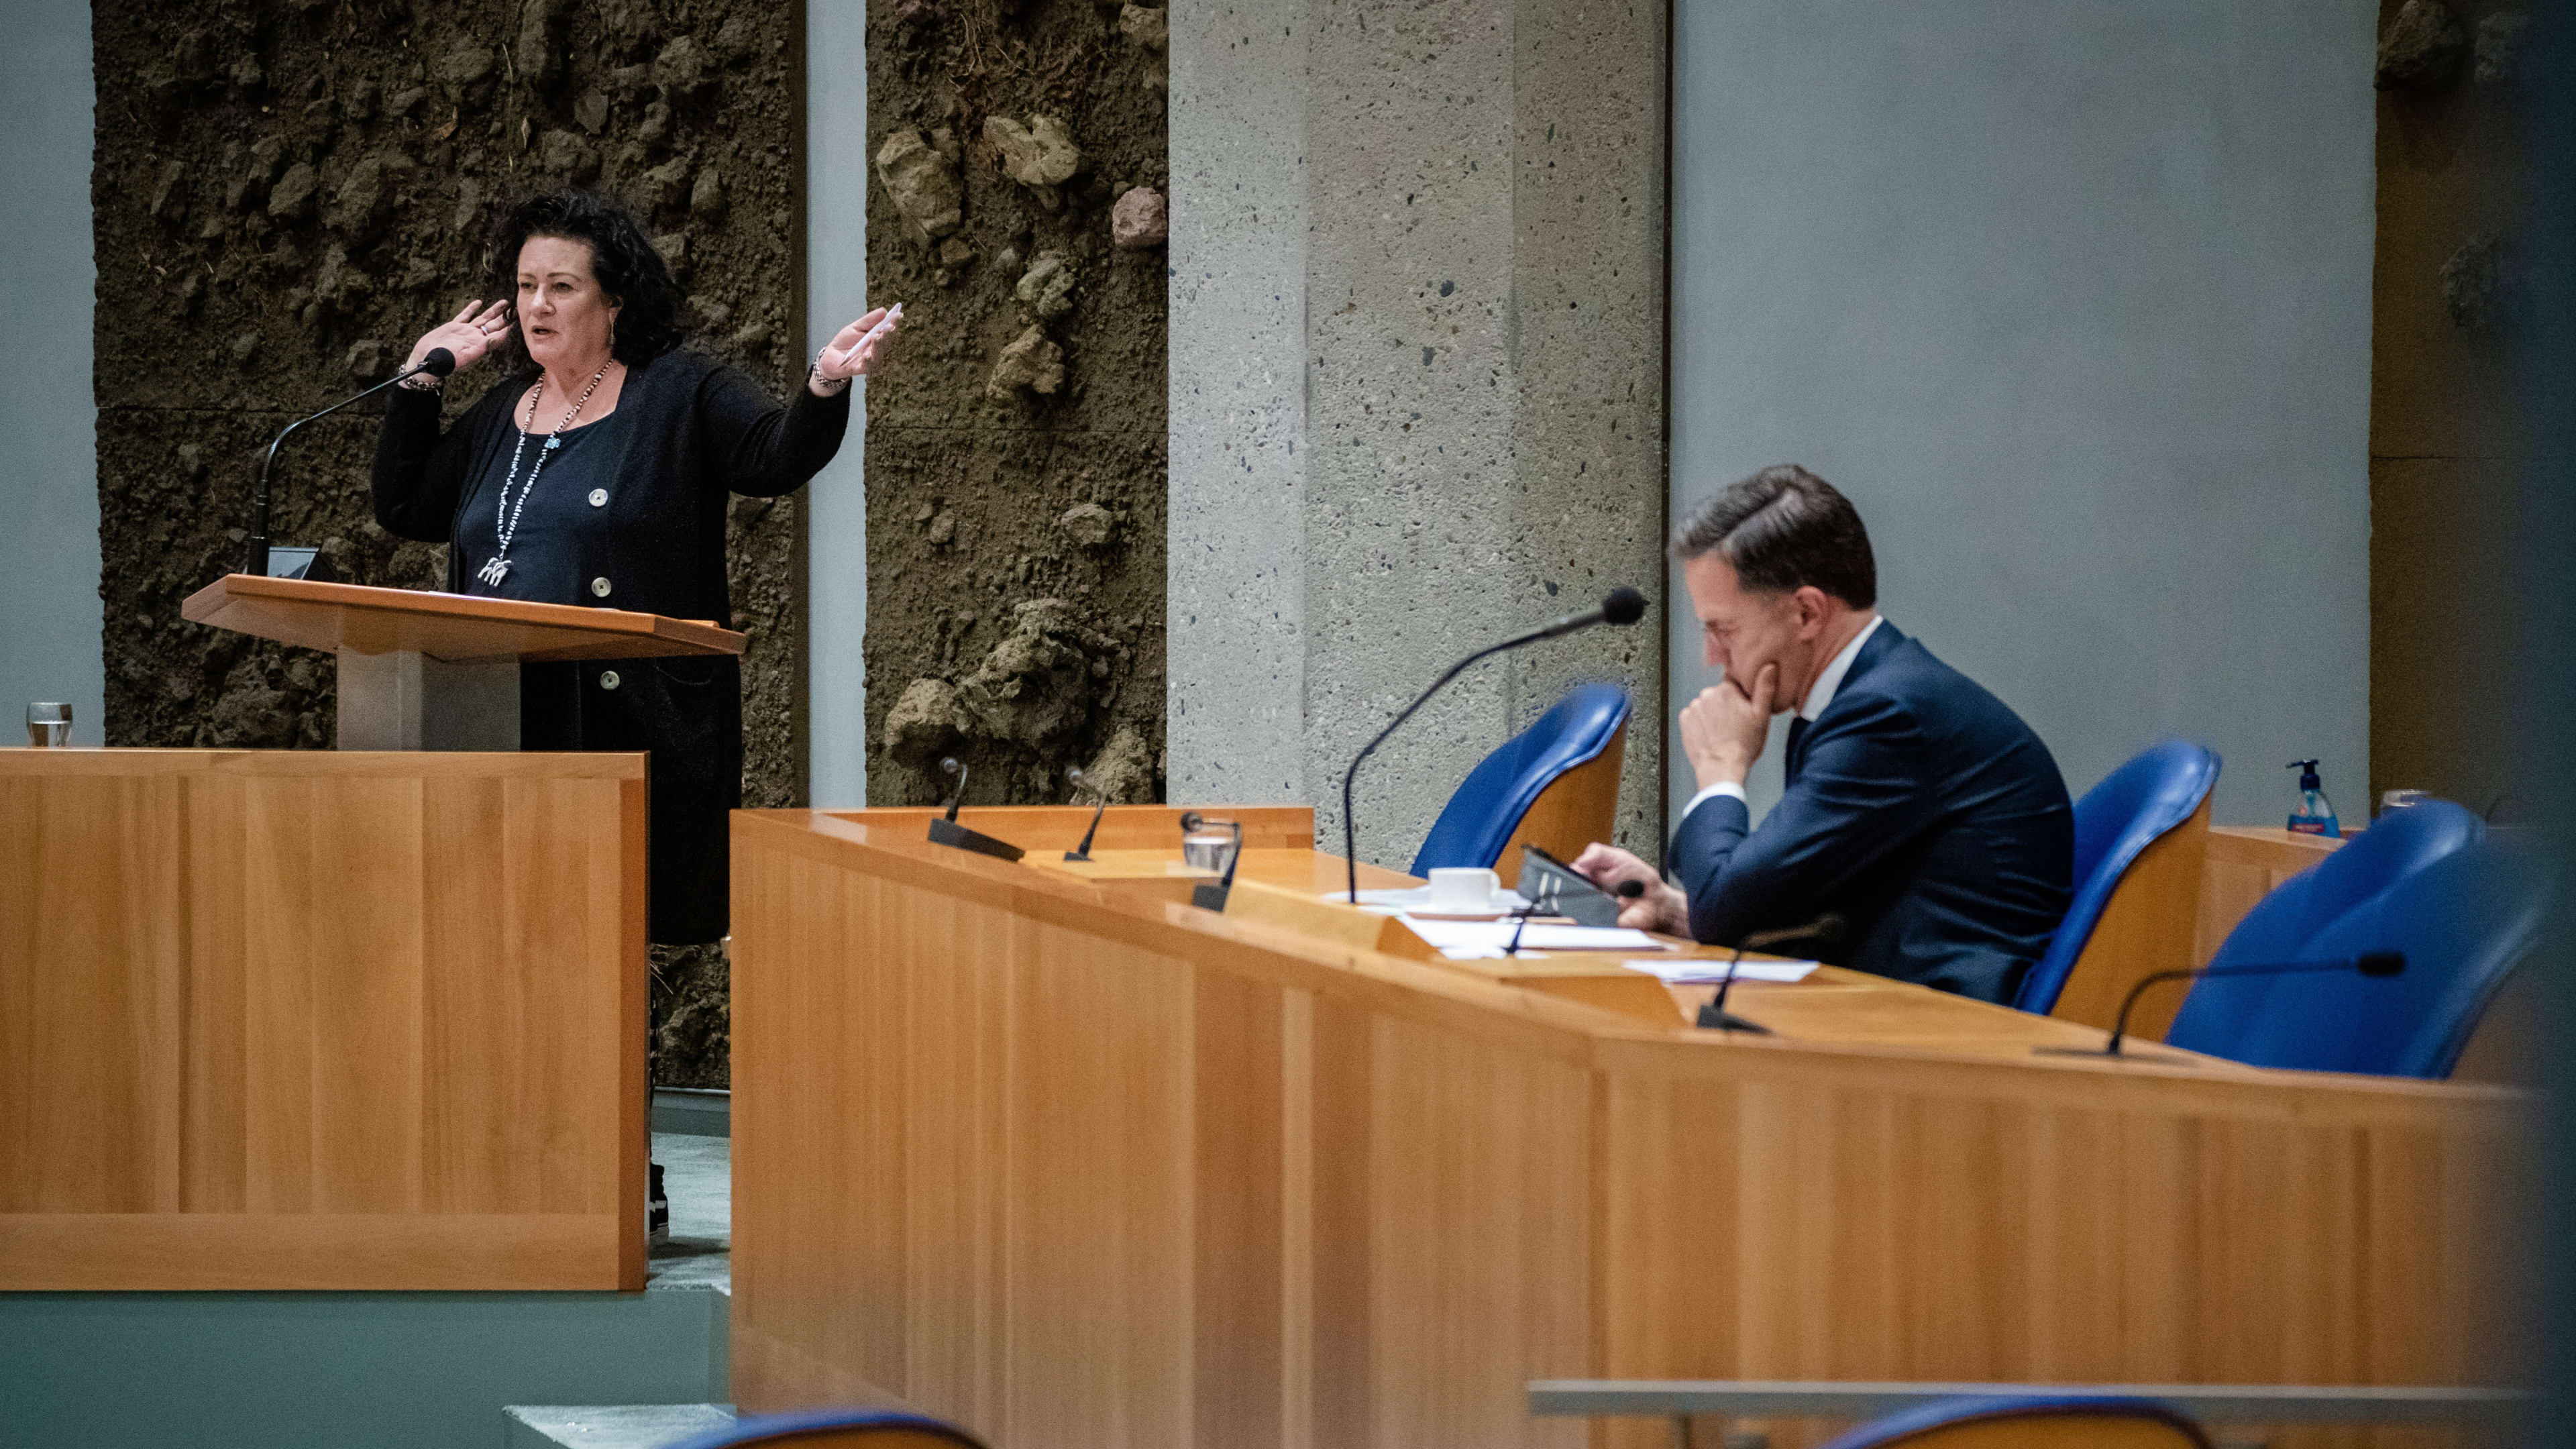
[0,577,737,1291]
[180,574,745,749]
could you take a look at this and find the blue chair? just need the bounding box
[1409,682,1629,876]
[665,1408,987,1449]
[2165,837,2548,1077]
[2013,740,2220,1014]
[2162,798,2485,1057]
[1818,1393,2211,1448]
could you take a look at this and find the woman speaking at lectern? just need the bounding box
[372,189,898,945]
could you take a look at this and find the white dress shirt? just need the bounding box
[1681,614,1884,822]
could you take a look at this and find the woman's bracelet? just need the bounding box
[398,368,444,392]
[808,357,852,397]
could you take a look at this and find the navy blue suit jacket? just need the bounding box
[1669,623,2073,1003]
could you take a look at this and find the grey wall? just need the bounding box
[1671,0,2377,828]
[807,0,869,806]
[1171,0,1669,869]
[0,0,100,744]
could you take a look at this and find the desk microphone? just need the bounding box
[2037,951,2405,1060]
[1341,588,1648,904]
[926,757,1025,861]
[1700,912,1847,1033]
[244,347,455,578]
[1063,765,1107,861]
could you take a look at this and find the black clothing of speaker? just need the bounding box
[372,348,851,944]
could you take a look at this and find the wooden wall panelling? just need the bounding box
[1593,1043,2523,1449]
[0,770,187,1214]
[0,749,647,1290]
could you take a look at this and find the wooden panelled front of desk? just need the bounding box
[0,749,647,1291]
[730,806,2524,1449]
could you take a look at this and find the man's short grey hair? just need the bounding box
[1671,464,1877,608]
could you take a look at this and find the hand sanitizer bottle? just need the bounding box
[2287,759,2341,838]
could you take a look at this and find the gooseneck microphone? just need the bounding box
[244,347,456,578]
[926,757,1025,861]
[1701,912,1847,1033]
[1062,765,1108,862]
[2037,951,2406,1060]
[1342,588,1648,904]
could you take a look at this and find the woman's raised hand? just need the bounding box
[407,299,515,376]
[810,304,902,395]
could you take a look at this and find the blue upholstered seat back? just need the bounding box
[1407,682,1630,876]
[2012,739,2220,1013]
[665,1407,987,1449]
[1817,1393,2212,1448]
[2165,833,2545,1077]
[2161,797,2482,1069]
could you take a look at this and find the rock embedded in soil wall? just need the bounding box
[875,128,964,241]
[987,326,1067,399]
[1110,186,1166,250]
[984,114,1086,209]
[2377,0,2467,89]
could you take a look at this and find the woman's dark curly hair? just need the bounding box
[484,189,686,371]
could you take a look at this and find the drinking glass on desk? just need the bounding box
[1179,813,1241,875]
[26,702,69,747]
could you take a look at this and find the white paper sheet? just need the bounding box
[1318,886,1532,916]
[1620,958,1819,985]
[1397,918,1670,959]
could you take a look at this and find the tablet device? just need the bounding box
[1515,844,1625,928]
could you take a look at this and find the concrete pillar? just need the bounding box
[1171,0,1668,869]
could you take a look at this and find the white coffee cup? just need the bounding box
[1426,867,1501,913]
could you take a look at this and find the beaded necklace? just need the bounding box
[476,359,612,588]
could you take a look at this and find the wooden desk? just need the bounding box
[730,806,2526,1449]
[0,748,647,1291]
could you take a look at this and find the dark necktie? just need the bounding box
[1785,716,1811,784]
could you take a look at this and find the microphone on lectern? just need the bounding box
[2037,951,2406,1060]
[243,347,458,579]
[1700,912,1847,1033]
[1340,588,1651,906]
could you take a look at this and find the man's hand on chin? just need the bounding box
[1570,843,1689,935]
[1678,661,1777,791]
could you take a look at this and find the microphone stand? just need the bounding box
[926,757,1025,861]
[1343,637,1529,905]
[1339,589,1646,904]
[1701,913,1847,1034]
[244,348,453,578]
[1062,766,1108,862]
[2036,951,2406,1061]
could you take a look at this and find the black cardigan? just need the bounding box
[372,348,849,943]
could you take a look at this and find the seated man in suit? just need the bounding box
[1574,465,2073,1003]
